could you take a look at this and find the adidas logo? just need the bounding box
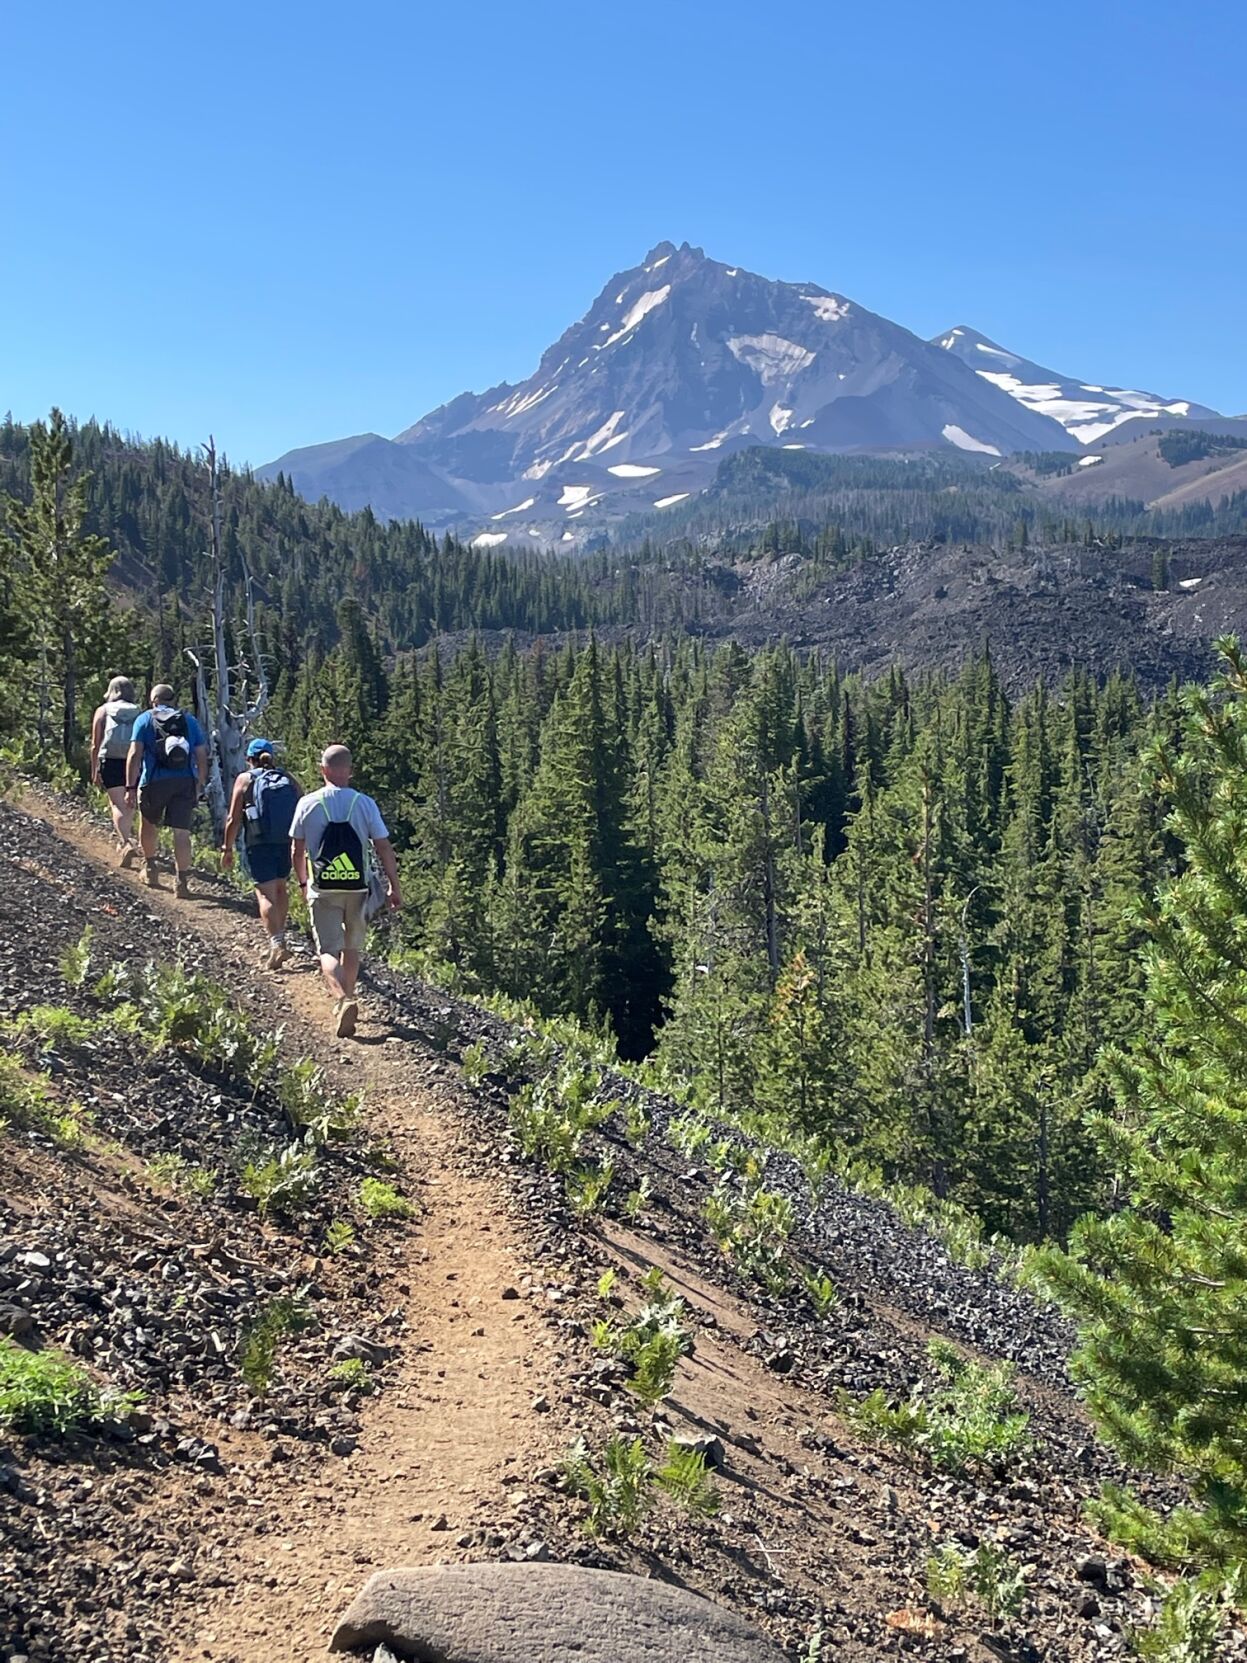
[319,852,362,882]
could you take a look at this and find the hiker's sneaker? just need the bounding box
[335,998,359,1039]
[174,871,192,900]
[118,843,136,870]
[143,861,159,888]
[265,942,290,971]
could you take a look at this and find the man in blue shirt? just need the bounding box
[124,683,208,899]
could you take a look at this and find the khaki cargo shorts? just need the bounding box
[310,890,368,956]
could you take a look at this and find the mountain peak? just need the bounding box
[643,240,679,265]
[934,325,1217,443]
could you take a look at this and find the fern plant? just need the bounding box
[655,1442,719,1516]
[562,1435,653,1536]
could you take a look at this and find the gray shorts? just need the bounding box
[139,774,197,830]
[310,890,367,956]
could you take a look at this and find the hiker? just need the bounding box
[124,683,209,898]
[221,739,303,970]
[289,744,401,1038]
[90,675,143,865]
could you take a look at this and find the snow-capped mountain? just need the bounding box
[261,243,1085,538]
[931,326,1217,445]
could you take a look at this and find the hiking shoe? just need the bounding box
[174,871,192,900]
[118,843,136,870]
[335,998,359,1039]
[143,861,159,888]
[265,942,290,972]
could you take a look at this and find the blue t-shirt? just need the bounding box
[131,707,206,784]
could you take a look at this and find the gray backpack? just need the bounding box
[101,700,142,759]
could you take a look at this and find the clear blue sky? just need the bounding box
[3,0,1244,469]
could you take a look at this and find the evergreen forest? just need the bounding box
[10,408,1247,1591]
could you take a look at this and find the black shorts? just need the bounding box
[244,842,292,886]
[99,757,126,790]
[139,774,198,831]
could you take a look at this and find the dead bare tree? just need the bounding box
[185,438,270,837]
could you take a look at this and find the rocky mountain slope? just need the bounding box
[259,243,1080,537]
[260,243,1235,548]
[932,325,1220,445]
[3,794,1243,1662]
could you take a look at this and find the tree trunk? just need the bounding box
[61,623,76,764]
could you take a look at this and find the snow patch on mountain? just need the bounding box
[935,326,1216,445]
[471,531,508,548]
[690,429,732,452]
[942,424,1002,456]
[608,463,662,478]
[803,294,850,323]
[654,493,690,508]
[600,285,671,349]
[770,404,795,435]
[728,334,817,384]
[558,484,594,509]
[575,410,628,459]
[490,497,537,519]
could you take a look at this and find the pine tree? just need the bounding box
[1037,640,1247,1571]
[2,410,114,760]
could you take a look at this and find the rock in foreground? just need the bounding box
[330,1563,786,1661]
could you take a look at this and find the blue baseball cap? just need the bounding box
[246,738,275,759]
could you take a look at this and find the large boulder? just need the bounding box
[329,1563,786,1662]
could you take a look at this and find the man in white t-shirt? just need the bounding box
[290,744,402,1037]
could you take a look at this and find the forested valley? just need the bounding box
[0,410,1199,1245]
[9,408,1247,1640]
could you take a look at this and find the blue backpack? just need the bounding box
[246,768,300,845]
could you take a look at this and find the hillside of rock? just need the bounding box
[2,793,1242,1662]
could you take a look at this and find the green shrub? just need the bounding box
[623,1099,651,1147]
[655,1442,719,1516]
[668,1113,712,1158]
[0,1337,138,1434]
[627,1330,687,1406]
[278,1059,362,1143]
[566,1159,614,1217]
[563,1435,652,1536]
[1130,1577,1229,1662]
[507,1066,610,1174]
[459,1040,490,1083]
[926,1540,1026,1628]
[594,1270,693,1407]
[328,1357,376,1394]
[148,1151,215,1199]
[14,1004,99,1047]
[844,1338,1030,1476]
[359,1177,415,1220]
[623,1175,652,1221]
[94,959,280,1086]
[60,927,94,989]
[0,1052,87,1146]
[800,1267,838,1318]
[239,1140,321,1218]
[323,1219,356,1254]
[704,1182,794,1292]
[240,1298,313,1394]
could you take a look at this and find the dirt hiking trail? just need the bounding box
[25,796,572,1662]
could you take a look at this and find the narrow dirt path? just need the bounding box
[25,799,569,1662]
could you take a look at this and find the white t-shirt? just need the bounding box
[289,786,389,895]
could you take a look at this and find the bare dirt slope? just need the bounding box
[5,793,1245,1663]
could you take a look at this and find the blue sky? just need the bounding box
[3,0,1244,468]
